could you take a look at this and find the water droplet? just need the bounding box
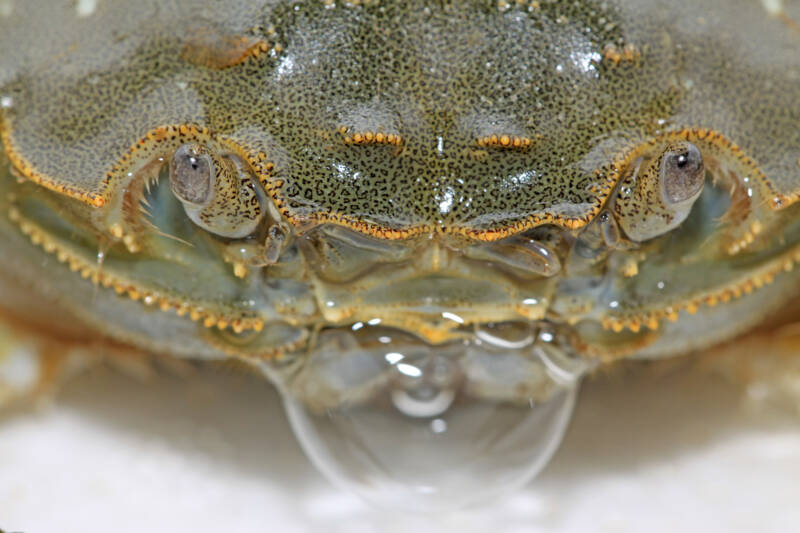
[475,322,534,350]
[384,352,404,364]
[441,311,465,324]
[600,210,620,247]
[75,0,96,17]
[534,344,589,386]
[430,418,447,434]
[271,326,581,511]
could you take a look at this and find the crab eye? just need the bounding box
[168,143,265,239]
[612,141,707,242]
[661,142,704,205]
[170,144,214,205]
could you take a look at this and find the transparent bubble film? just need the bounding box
[262,321,590,511]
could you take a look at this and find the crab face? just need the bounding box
[1,0,799,510]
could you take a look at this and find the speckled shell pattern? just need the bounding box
[2,0,799,239]
[3,0,800,363]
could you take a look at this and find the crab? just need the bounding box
[1,0,800,510]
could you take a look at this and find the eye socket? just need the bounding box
[170,144,214,205]
[661,142,704,205]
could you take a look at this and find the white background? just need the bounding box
[1,360,799,533]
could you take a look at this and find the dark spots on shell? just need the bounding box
[2,0,800,237]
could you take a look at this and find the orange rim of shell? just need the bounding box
[1,118,780,241]
[4,121,792,339]
[600,243,799,334]
[7,205,266,334]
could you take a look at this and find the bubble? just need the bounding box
[475,321,534,350]
[269,324,583,511]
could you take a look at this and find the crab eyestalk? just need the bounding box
[261,321,589,511]
[170,143,265,238]
[613,141,705,242]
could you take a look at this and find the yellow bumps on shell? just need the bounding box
[477,135,534,149]
[340,127,403,146]
[342,0,381,7]
[233,262,248,278]
[603,240,800,333]
[109,223,124,239]
[727,219,766,254]
[620,259,639,278]
[501,0,541,10]
[602,42,641,65]
[7,208,270,333]
[122,234,139,253]
[180,30,275,70]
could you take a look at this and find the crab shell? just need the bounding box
[1,0,800,377]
